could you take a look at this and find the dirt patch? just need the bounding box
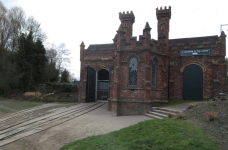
[184,100,228,150]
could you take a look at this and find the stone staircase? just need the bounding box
[145,107,181,119]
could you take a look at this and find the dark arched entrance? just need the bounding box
[97,69,109,100]
[183,64,203,100]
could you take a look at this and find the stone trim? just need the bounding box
[110,99,168,103]
[84,58,113,61]
[117,49,146,52]
[125,42,131,45]
[213,79,219,82]
[121,87,144,90]
[211,45,217,48]
[184,47,190,50]
[136,41,142,44]
[190,42,197,46]
[95,65,110,71]
[169,80,174,82]
[145,65,151,69]
[197,45,203,49]
[151,88,162,91]
[126,53,140,63]
[172,47,177,50]
[177,43,184,46]
[170,62,174,66]
[203,42,211,45]
[180,61,206,72]
[212,61,218,65]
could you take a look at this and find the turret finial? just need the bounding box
[80,41,85,46]
[145,22,151,29]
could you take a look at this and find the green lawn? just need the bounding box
[0,107,13,113]
[59,119,220,150]
[0,100,43,112]
[156,100,202,107]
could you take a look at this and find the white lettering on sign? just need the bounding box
[180,49,210,56]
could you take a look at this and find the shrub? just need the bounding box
[167,112,173,118]
[187,104,195,109]
[43,82,78,93]
[176,113,184,119]
[206,112,218,122]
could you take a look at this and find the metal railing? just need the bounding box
[97,89,109,100]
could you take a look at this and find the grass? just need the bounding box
[0,107,13,113]
[0,100,43,112]
[59,119,221,150]
[156,100,201,107]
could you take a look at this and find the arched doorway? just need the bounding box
[183,64,203,100]
[97,69,109,101]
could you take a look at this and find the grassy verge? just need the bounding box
[156,100,202,107]
[0,107,13,113]
[60,119,220,150]
[0,100,43,112]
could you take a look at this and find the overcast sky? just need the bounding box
[2,0,228,80]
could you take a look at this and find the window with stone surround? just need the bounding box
[152,59,157,87]
[129,57,138,86]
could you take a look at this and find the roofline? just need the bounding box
[89,43,114,46]
[169,35,219,40]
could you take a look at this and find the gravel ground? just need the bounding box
[0,103,151,150]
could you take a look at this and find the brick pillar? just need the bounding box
[78,42,86,103]
[78,64,87,103]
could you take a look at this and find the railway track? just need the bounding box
[0,102,105,147]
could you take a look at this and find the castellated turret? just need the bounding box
[115,11,134,41]
[156,6,171,19]
[119,11,135,23]
[156,6,171,54]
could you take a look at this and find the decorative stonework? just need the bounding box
[180,61,206,72]
[159,18,167,31]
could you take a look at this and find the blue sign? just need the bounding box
[180,49,210,56]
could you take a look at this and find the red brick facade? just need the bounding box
[78,6,227,116]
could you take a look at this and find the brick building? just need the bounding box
[78,6,227,116]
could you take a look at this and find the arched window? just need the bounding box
[152,59,157,87]
[129,57,138,86]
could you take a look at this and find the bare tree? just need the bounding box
[23,16,47,42]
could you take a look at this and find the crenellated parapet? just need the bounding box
[119,11,135,23]
[156,6,171,19]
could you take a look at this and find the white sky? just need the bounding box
[2,0,228,80]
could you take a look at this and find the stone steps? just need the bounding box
[145,107,180,119]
